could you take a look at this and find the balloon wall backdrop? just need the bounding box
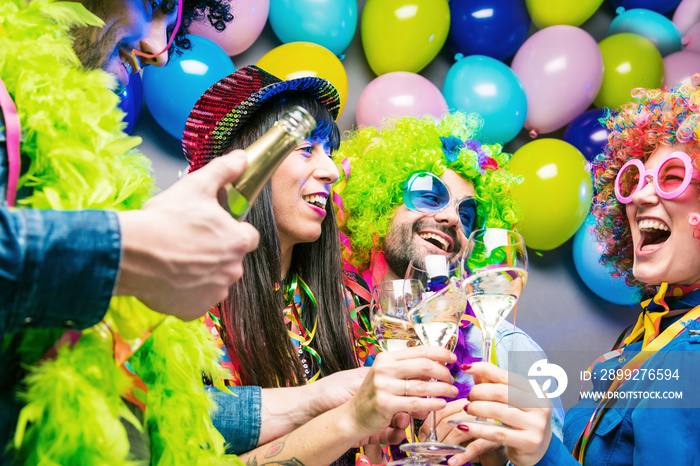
[134,0,700,315]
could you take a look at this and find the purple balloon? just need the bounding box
[117,72,143,134]
[446,0,531,62]
[562,109,611,162]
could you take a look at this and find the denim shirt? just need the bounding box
[0,113,120,335]
[206,385,262,455]
[536,318,700,465]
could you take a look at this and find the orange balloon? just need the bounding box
[256,41,348,117]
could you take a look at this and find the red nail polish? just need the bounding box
[463,404,469,412]
[460,363,472,371]
[457,424,470,432]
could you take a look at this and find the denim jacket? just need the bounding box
[536,318,700,466]
[0,113,120,336]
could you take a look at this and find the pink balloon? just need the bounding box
[511,25,603,136]
[663,50,700,87]
[673,0,700,35]
[189,0,270,56]
[356,72,449,129]
[683,22,700,53]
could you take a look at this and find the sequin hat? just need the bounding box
[183,65,340,172]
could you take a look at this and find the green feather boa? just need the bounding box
[1,0,242,464]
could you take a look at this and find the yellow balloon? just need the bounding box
[361,0,450,76]
[594,33,664,110]
[525,0,603,29]
[510,139,593,251]
[256,41,348,117]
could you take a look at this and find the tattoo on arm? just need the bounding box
[265,434,288,459]
[244,435,305,466]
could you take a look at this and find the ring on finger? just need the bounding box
[404,379,410,396]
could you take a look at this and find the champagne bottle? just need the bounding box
[223,105,316,220]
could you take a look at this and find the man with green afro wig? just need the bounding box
[335,111,564,463]
[337,111,519,285]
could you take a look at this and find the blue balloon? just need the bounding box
[447,0,531,62]
[269,0,357,56]
[442,55,527,144]
[609,0,681,15]
[608,8,683,56]
[563,109,611,163]
[572,215,641,306]
[117,72,143,134]
[142,35,235,140]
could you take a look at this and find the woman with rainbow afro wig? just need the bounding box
[591,77,700,293]
[334,111,565,464]
[336,111,520,277]
[454,78,700,466]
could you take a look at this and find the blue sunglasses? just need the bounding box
[402,171,484,237]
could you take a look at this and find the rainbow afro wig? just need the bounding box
[336,112,521,270]
[591,75,700,290]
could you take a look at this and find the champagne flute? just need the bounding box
[451,228,527,428]
[370,280,446,465]
[399,276,468,457]
[370,279,424,352]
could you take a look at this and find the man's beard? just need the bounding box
[383,219,461,279]
[70,0,111,69]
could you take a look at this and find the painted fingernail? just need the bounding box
[457,424,470,432]
[462,403,470,412]
[460,363,472,371]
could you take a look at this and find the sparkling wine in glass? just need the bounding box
[370,279,424,352]
[463,229,527,364]
[399,278,468,457]
[370,280,446,465]
[453,228,527,428]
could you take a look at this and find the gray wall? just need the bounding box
[133,1,642,409]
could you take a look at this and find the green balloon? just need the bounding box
[361,0,450,76]
[594,33,664,110]
[510,139,593,251]
[525,0,604,29]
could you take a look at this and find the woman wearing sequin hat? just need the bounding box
[184,65,459,465]
[453,78,700,466]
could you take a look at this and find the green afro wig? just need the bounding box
[336,112,521,270]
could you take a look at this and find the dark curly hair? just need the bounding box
[162,0,233,54]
